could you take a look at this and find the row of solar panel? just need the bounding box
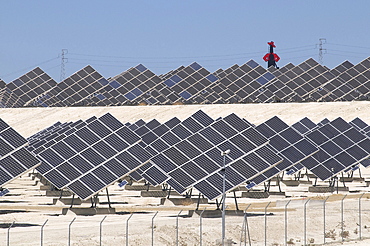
[2,110,370,201]
[1,57,370,108]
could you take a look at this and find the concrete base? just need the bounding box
[268,191,286,196]
[282,180,300,186]
[215,238,235,246]
[141,190,180,197]
[62,207,116,215]
[188,209,244,218]
[52,197,93,205]
[241,191,269,198]
[125,185,162,191]
[353,177,365,182]
[339,177,354,182]
[308,186,349,193]
[141,191,167,197]
[298,180,313,185]
[160,197,208,206]
[46,190,73,197]
[40,185,53,191]
[301,173,317,179]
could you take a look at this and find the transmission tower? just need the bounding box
[318,38,326,64]
[60,49,68,81]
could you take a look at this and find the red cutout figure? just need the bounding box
[263,41,280,68]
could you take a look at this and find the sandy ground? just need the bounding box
[1,101,370,137]
[1,102,370,245]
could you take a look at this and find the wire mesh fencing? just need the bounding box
[2,195,370,245]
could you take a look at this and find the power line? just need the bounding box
[0,57,59,79]
[67,44,316,61]
[326,42,370,50]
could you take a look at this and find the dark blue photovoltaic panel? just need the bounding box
[166,179,187,194]
[192,110,214,126]
[179,91,192,99]
[298,118,370,180]
[0,128,27,149]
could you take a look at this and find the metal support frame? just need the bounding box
[167,186,172,198]
[305,168,310,181]
[185,189,193,198]
[106,188,112,208]
[233,190,239,211]
[277,176,282,193]
[341,173,346,187]
[90,194,99,208]
[215,198,221,210]
[70,194,75,209]
[196,193,201,210]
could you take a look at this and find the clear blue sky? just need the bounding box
[1,1,370,83]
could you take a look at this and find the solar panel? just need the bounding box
[246,116,319,188]
[299,117,370,180]
[0,118,41,188]
[35,113,152,200]
[142,112,283,200]
[0,68,57,108]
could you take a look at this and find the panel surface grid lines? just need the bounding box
[148,112,282,199]
[0,119,41,187]
[36,113,148,200]
[302,117,370,180]
[250,116,319,186]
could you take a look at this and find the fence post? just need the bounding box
[152,211,158,246]
[303,198,310,246]
[323,196,329,244]
[341,194,347,242]
[285,200,291,246]
[241,204,251,246]
[100,216,107,246]
[68,217,76,246]
[264,202,271,246]
[176,210,182,246]
[40,219,48,246]
[200,208,206,246]
[126,213,133,246]
[7,221,14,246]
[359,193,365,240]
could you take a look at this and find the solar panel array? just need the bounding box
[2,57,370,107]
[3,111,370,200]
[292,117,370,180]
[0,67,57,108]
[0,118,41,190]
